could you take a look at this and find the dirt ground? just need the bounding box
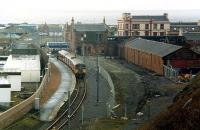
[100,58,183,121]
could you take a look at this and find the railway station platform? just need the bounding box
[40,58,76,121]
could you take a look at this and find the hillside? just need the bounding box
[140,73,200,130]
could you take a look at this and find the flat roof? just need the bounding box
[4,55,40,71]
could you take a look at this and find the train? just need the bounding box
[58,50,86,79]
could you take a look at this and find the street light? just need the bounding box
[81,33,86,63]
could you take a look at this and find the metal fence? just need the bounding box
[163,65,178,81]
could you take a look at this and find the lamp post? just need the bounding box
[81,33,86,63]
[96,54,100,103]
[147,98,151,121]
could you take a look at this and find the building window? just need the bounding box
[132,24,140,29]
[153,24,157,30]
[118,24,121,29]
[153,32,157,36]
[160,24,164,29]
[160,32,165,36]
[145,31,149,36]
[125,31,128,36]
[145,24,149,29]
[125,24,129,29]
[132,31,140,36]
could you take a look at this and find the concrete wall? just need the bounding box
[0,63,50,130]
[0,88,11,103]
[125,46,164,75]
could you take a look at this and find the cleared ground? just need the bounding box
[99,58,183,129]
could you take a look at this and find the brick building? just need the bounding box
[64,18,108,55]
[123,38,200,77]
[117,13,170,37]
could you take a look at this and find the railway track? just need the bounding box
[45,79,87,130]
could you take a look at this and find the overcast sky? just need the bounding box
[1,0,200,24]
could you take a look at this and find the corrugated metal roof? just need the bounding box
[74,23,107,32]
[126,38,182,57]
[132,15,169,21]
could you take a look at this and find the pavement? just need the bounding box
[40,58,76,121]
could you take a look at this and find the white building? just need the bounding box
[4,55,40,82]
[118,13,170,36]
[0,72,22,91]
[0,77,11,106]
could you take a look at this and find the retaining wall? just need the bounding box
[0,54,50,130]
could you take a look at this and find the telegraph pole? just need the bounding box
[68,91,71,130]
[81,105,84,125]
[96,55,99,103]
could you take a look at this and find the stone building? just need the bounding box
[64,17,108,55]
[117,13,170,36]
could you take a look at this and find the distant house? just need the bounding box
[64,17,108,55]
[123,38,200,79]
[17,23,37,33]
[117,13,170,36]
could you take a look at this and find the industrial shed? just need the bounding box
[124,38,200,77]
[3,55,40,82]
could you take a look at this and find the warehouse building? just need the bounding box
[124,38,200,79]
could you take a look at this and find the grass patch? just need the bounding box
[83,118,128,130]
[5,113,43,130]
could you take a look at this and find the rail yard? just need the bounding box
[1,10,200,130]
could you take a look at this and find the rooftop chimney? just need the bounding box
[164,13,168,19]
[122,13,131,20]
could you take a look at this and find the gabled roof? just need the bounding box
[74,23,107,32]
[126,38,182,57]
[132,15,169,21]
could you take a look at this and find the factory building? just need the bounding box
[123,38,200,79]
[0,77,11,106]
